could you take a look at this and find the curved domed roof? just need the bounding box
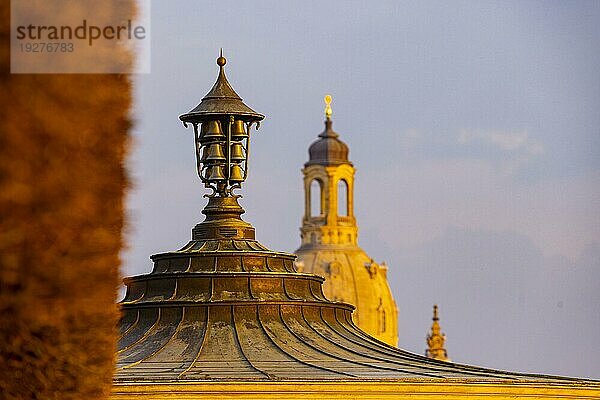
[306,119,351,166]
[179,54,264,123]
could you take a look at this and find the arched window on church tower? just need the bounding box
[310,179,322,217]
[337,179,348,216]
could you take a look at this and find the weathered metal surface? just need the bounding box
[179,54,264,123]
[116,237,586,382]
[306,119,350,166]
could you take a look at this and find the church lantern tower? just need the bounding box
[295,96,399,346]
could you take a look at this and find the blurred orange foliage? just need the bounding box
[0,1,133,399]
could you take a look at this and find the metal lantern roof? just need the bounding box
[179,53,264,124]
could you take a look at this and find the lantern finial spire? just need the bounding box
[324,94,332,120]
[217,48,226,67]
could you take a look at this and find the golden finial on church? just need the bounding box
[426,304,450,362]
[324,94,333,120]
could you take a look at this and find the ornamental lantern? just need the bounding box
[179,51,264,198]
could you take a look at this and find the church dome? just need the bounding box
[306,119,350,165]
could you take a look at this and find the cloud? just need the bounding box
[454,129,545,176]
[403,128,422,140]
[389,128,545,177]
[458,129,544,155]
[357,158,600,262]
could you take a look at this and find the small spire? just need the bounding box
[180,51,264,122]
[324,94,332,120]
[426,304,450,362]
